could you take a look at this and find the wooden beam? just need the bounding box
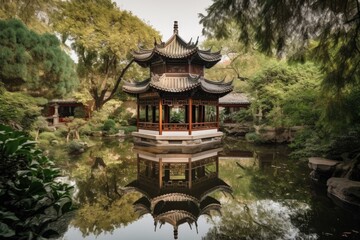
[159,98,163,135]
[188,98,192,135]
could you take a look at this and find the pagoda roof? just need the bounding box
[219,92,251,105]
[122,73,233,95]
[132,22,222,68]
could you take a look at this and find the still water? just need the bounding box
[55,137,360,240]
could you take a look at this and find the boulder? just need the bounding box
[327,177,360,207]
[308,157,340,183]
[308,157,340,172]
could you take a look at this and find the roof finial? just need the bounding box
[173,21,178,34]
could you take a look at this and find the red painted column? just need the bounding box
[188,98,192,135]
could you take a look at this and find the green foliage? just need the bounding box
[289,128,330,160]
[102,119,116,132]
[229,108,253,123]
[201,0,360,132]
[0,90,47,130]
[67,140,87,154]
[0,0,57,33]
[248,62,322,127]
[170,108,185,123]
[109,105,135,126]
[0,124,74,239]
[0,19,79,98]
[245,132,262,144]
[52,0,160,110]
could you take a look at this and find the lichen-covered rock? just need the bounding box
[327,177,360,207]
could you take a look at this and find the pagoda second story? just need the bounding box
[123,21,233,147]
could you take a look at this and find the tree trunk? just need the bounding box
[90,59,134,111]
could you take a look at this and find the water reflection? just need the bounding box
[57,137,360,240]
[123,146,233,239]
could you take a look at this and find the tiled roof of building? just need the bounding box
[122,73,233,95]
[219,92,250,105]
[132,22,221,67]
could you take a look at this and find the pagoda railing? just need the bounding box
[138,122,218,131]
[192,122,218,130]
[138,122,159,130]
[162,123,189,131]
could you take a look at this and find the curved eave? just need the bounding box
[152,193,199,206]
[150,81,200,93]
[154,210,197,227]
[122,79,151,94]
[199,78,234,95]
[149,74,201,93]
[194,51,222,68]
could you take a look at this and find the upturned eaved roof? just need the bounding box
[132,21,221,68]
[219,92,251,105]
[123,73,233,95]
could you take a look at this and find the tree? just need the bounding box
[0,19,79,98]
[0,0,58,32]
[200,0,360,127]
[52,0,160,110]
[248,62,322,127]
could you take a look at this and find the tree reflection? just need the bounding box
[203,200,317,240]
[68,139,140,237]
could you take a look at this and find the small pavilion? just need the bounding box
[123,21,233,147]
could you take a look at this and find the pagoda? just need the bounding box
[123,21,233,147]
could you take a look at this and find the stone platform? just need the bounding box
[132,129,223,147]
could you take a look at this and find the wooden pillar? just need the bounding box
[188,158,192,189]
[136,97,140,130]
[216,104,219,129]
[159,98,163,135]
[159,158,163,188]
[188,98,192,135]
[145,105,149,122]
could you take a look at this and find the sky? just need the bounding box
[114,0,213,42]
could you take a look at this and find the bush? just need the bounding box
[38,132,58,142]
[245,132,262,143]
[67,140,87,154]
[0,124,74,239]
[102,119,116,132]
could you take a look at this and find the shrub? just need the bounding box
[102,119,116,132]
[38,131,58,142]
[67,140,87,154]
[245,132,261,143]
[0,124,74,239]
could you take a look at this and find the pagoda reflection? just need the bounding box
[123,146,233,239]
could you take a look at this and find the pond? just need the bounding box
[54,137,360,240]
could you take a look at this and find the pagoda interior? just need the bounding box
[123,21,233,147]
